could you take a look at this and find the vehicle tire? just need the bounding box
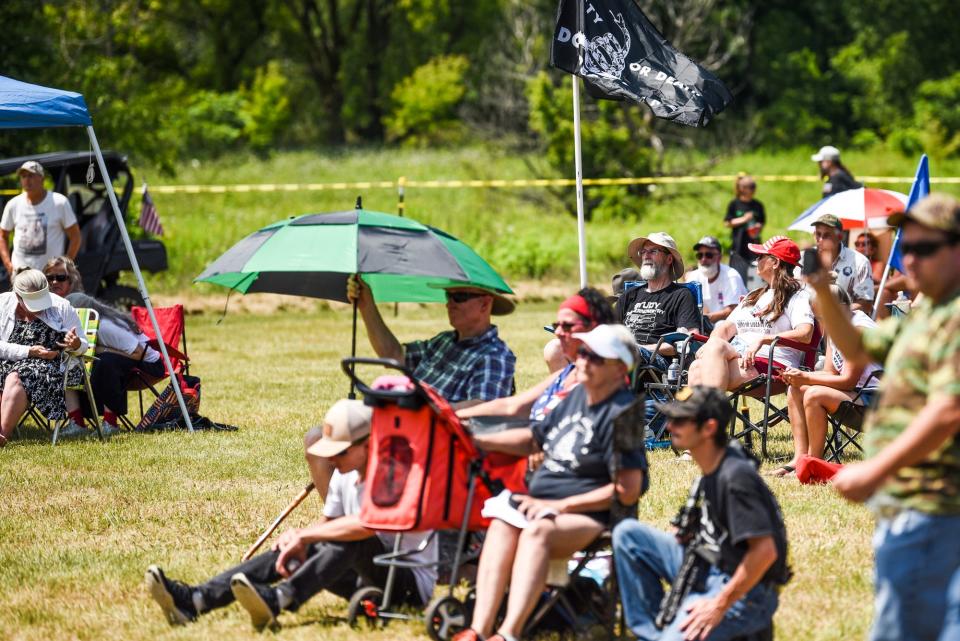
[347,586,384,628]
[99,285,143,310]
[424,595,468,641]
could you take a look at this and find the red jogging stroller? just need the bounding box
[341,357,527,641]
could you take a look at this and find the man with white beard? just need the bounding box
[619,232,701,370]
[684,236,748,324]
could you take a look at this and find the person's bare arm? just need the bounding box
[64,223,81,260]
[347,275,403,361]
[680,536,778,640]
[472,428,536,457]
[706,305,736,323]
[724,211,754,228]
[806,272,871,367]
[0,229,12,274]
[850,299,874,317]
[274,514,373,576]
[833,396,960,503]
[457,372,557,420]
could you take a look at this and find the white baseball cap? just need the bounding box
[306,399,373,458]
[17,160,45,176]
[572,324,639,369]
[811,145,841,162]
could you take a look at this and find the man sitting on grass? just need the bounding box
[145,400,437,631]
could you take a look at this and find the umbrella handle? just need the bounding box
[349,296,358,399]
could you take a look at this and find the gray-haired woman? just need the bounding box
[65,293,164,434]
[0,269,87,447]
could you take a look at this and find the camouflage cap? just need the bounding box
[812,213,843,230]
[888,193,960,234]
[655,385,733,426]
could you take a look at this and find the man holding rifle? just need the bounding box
[613,386,789,640]
[806,193,960,641]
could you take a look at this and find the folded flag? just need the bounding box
[139,183,164,236]
[550,0,733,127]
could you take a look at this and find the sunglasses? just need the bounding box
[445,290,487,304]
[551,321,584,333]
[46,274,69,283]
[576,346,607,365]
[695,252,718,259]
[900,238,958,258]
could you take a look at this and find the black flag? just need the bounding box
[550,0,733,127]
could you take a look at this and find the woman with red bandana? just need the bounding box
[458,288,614,424]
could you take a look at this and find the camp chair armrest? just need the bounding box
[769,335,818,353]
[147,339,188,362]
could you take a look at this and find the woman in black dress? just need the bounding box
[0,269,85,447]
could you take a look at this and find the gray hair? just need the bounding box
[65,292,140,334]
[11,268,48,294]
[43,256,84,294]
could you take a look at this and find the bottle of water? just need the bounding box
[667,358,681,385]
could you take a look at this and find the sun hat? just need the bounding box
[12,269,53,313]
[747,235,801,267]
[655,385,733,426]
[306,399,373,458]
[17,160,45,177]
[811,146,841,162]
[887,193,960,235]
[572,324,639,369]
[626,232,685,280]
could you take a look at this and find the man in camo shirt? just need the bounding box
[805,193,960,641]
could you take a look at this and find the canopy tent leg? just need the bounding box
[572,75,588,289]
[86,126,194,432]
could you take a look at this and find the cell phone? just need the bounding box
[801,249,821,276]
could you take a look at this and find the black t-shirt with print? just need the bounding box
[724,199,766,259]
[700,445,790,585]
[528,384,648,505]
[823,170,861,197]
[619,282,700,345]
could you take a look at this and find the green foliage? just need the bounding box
[384,55,470,146]
[891,72,960,159]
[527,72,656,220]
[239,63,293,153]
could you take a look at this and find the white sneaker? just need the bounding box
[59,420,89,438]
[100,421,121,437]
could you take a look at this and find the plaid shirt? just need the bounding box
[404,325,515,403]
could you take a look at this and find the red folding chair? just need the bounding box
[118,304,190,429]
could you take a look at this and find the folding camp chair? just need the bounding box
[18,308,103,444]
[823,369,883,463]
[117,304,190,430]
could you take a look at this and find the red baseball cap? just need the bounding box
[747,235,801,267]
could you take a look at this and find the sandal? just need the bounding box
[0,433,7,448]
[765,464,795,478]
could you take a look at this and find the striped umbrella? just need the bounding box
[788,188,908,232]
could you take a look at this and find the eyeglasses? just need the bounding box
[445,290,487,304]
[551,321,584,333]
[639,247,667,257]
[900,238,958,258]
[576,346,607,365]
[46,274,69,283]
[695,252,718,259]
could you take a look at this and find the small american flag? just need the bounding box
[139,183,164,236]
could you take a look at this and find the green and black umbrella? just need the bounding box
[195,208,513,394]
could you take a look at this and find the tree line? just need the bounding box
[2,0,959,182]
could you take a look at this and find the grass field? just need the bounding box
[0,301,875,641]
[138,145,960,294]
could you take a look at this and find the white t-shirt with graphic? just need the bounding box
[831,310,882,388]
[324,469,438,604]
[1,191,78,270]
[727,288,815,368]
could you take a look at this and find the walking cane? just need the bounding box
[242,482,315,561]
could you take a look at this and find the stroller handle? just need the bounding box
[340,357,431,401]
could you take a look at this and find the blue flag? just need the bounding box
[889,155,930,271]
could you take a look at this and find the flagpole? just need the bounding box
[572,75,588,288]
[871,227,900,320]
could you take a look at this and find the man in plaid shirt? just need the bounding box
[347,276,516,407]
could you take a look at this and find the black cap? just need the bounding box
[655,386,733,426]
[693,235,722,251]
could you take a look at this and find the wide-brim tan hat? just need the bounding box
[626,232,685,281]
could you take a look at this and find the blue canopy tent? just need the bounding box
[0,75,194,432]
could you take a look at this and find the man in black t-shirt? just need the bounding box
[620,231,701,371]
[613,386,789,641]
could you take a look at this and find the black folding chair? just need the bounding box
[823,370,883,462]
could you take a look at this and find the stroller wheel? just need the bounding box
[424,595,468,641]
[347,586,385,628]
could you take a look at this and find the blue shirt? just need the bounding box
[404,325,515,403]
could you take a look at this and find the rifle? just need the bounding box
[655,477,716,629]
